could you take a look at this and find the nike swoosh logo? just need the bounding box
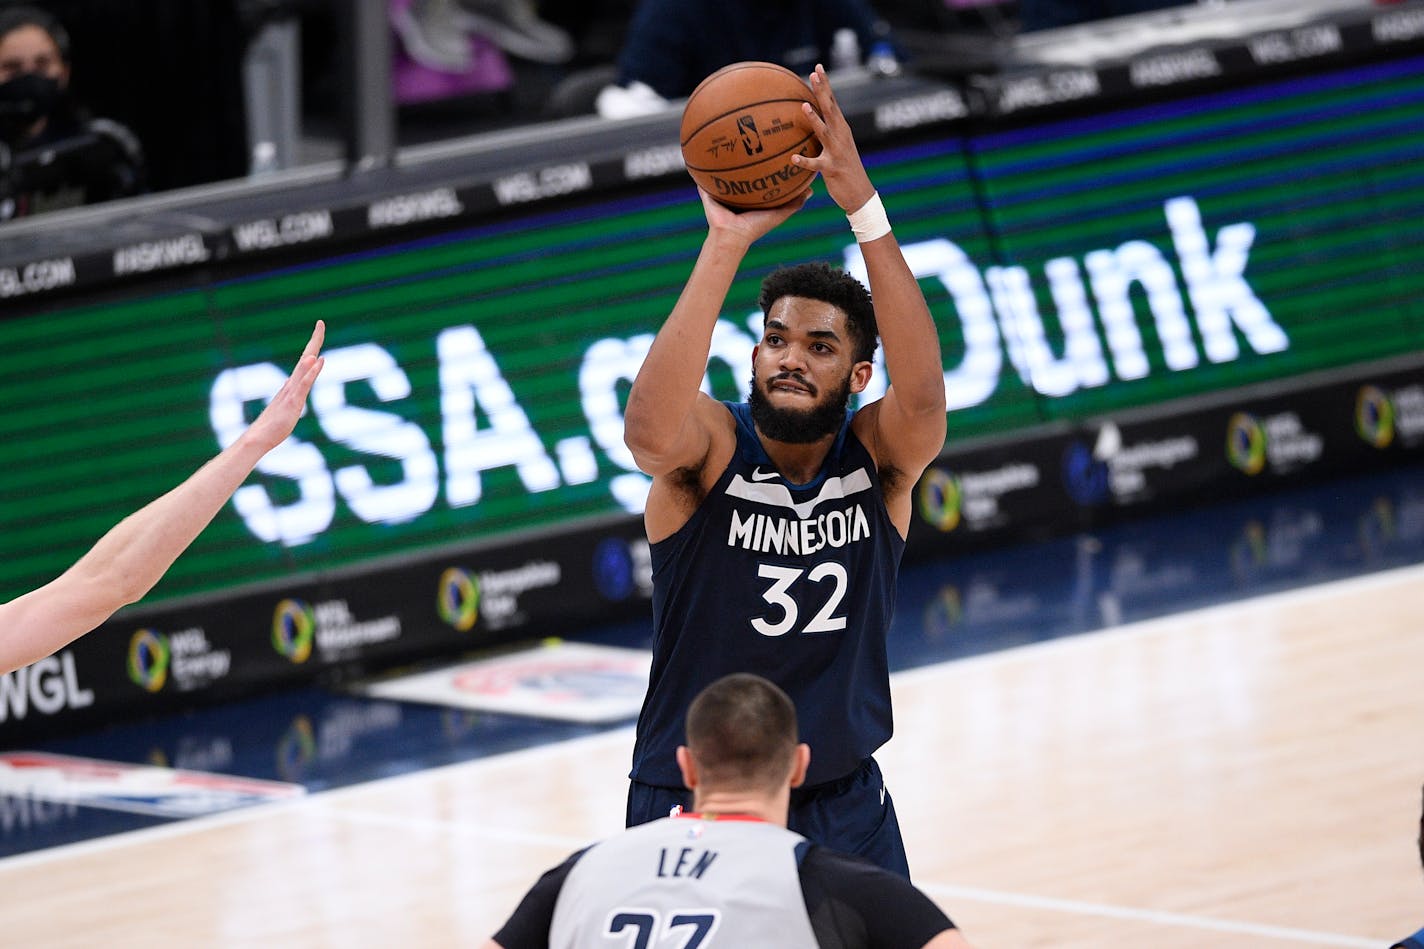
[727,468,873,518]
[750,467,779,482]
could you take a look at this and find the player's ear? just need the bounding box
[849,360,873,394]
[789,743,810,789]
[676,746,699,789]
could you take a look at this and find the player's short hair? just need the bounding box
[685,673,798,792]
[0,6,71,64]
[759,261,879,365]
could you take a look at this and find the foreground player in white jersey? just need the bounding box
[0,321,326,675]
[484,673,974,949]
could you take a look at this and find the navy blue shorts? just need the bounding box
[627,756,911,879]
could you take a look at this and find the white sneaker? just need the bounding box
[595,81,670,119]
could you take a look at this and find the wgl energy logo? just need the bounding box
[1356,386,1396,448]
[1226,411,1322,476]
[127,628,230,693]
[1356,384,1424,449]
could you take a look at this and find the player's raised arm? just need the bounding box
[0,322,326,675]
[793,64,946,478]
[623,188,808,477]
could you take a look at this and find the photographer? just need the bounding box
[0,5,145,220]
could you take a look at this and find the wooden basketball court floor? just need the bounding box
[2,466,1422,948]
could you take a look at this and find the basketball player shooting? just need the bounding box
[622,64,947,877]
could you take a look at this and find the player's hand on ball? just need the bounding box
[699,186,811,244]
[793,64,875,214]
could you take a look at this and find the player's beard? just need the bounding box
[748,370,851,444]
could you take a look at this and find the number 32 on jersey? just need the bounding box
[750,562,848,637]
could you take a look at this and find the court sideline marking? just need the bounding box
[917,882,1380,948]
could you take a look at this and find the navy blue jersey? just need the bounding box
[630,402,904,788]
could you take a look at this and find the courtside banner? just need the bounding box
[0,751,304,819]
[908,426,1085,557]
[354,640,652,724]
[906,354,1424,556]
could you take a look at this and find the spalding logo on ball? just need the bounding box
[679,61,823,210]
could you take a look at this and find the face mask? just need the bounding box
[0,72,61,142]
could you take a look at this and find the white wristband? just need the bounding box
[846,192,892,243]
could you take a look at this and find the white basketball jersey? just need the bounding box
[548,815,819,948]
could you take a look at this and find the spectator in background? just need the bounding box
[0,5,145,220]
[596,0,899,118]
[453,0,572,64]
[1017,0,1192,32]
[392,0,572,72]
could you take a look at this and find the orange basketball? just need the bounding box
[679,62,822,210]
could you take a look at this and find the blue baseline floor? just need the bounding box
[4,460,1423,857]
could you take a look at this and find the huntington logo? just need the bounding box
[1226,412,1267,475]
[272,599,316,663]
[592,539,635,601]
[437,567,480,632]
[1355,385,1395,449]
[917,467,963,532]
[127,629,170,693]
[1061,441,1110,506]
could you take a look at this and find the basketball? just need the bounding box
[679,62,822,210]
